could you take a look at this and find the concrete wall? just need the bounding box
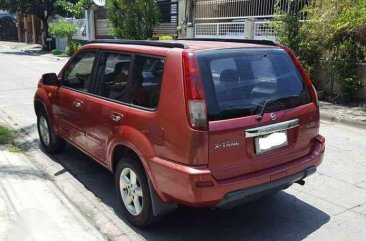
[315,64,366,101]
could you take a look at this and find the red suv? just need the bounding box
[34,39,325,227]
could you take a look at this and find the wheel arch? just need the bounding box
[111,142,177,216]
[111,144,142,173]
[34,99,47,116]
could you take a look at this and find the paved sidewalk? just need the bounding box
[0,41,69,61]
[0,110,109,241]
[0,149,108,241]
[0,111,142,241]
[319,101,366,129]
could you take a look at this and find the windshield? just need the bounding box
[197,48,312,121]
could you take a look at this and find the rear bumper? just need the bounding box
[149,135,325,207]
[216,166,316,209]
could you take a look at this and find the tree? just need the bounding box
[274,0,324,81]
[66,0,94,18]
[305,0,366,101]
[106,0,160,40]
[49,19,78,40]
[0,0,77,47]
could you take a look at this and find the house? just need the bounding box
[0,10,17,41]
[70,0,296,41]
[192,0,307,40]
[93,0,180,39]
[15,14,45,45]
[13,0,307,46]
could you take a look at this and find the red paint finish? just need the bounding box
[208,103,319,180]
[53,88,88,150]
[149,136,324,206]
[34,40,325,208]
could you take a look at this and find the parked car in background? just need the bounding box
[34,39,325,227]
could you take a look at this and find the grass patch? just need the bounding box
[0,125,14,145]
[52,48,64,55]
[8,145,22,153]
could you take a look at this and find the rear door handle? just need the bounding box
[111,112,123,123]
[73,100,83,108]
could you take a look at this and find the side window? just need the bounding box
[62,51,97,92]
[95,53,165,110]
[95,52,132,102]
[130,55,165,109]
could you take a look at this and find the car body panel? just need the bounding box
[148,137,324,206]
[208,103,319,180]
[53,87,88,150]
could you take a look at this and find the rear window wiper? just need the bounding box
[256,95,299,121]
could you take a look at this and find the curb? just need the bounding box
[22,49,69,61]
[320,111,366,129]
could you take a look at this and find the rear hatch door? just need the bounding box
[197,47,319,180]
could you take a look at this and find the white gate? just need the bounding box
[254,21,276,41]
[66,19,89,40]
[195,0,307,20]
[195,22,245,39]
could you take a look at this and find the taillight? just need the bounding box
[182,51,208,130]
[280,45,319,108]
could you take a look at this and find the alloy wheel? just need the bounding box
[119,167,143,216]
[39,116,50,146]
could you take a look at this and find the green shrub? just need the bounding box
[273,2,325,83]
[52,49,64,55]
[8,145,22,153]
[65,41,81,56]
[49,20,78,40]
[0,126,14,145]
[159,35,174,40]
[274,0,366,101]
[106,0,160,40]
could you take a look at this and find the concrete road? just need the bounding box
[0,43,366,241]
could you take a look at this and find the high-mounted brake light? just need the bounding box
[280,45,319,108]
[182,51,208,130]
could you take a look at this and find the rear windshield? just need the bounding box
[197,48,312,121]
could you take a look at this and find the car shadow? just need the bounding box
[48,144,329,241]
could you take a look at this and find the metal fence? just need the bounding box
[195,22,246,39]
[195,21,276,41]
[254,21,276,41]
[195,0,307,20]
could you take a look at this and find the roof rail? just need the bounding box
[178,38,278,47]
[89,39,189,49]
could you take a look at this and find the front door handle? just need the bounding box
[111,112,123,123]
[73,100,83,108]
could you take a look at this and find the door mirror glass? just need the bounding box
[42,73,59,86]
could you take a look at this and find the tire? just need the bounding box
[115,157,156,227]
[37,110,66,153]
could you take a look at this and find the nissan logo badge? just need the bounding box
[270,113,277,121]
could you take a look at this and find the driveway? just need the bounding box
[0,43,365,241]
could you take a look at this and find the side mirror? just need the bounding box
[42,73,59,86]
